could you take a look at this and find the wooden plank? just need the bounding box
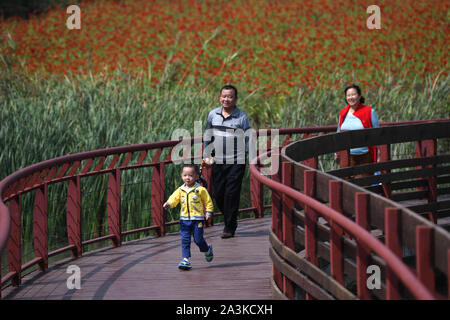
[437,175,450,185]
[390,179,428,191]
[328,155,450,178]
[284,122,450,163]
[270,276,288,300]
[1,217,274,300]
[391,190,429,202]
[350,166,450,187]
[407,200,450,213]
[292,162,306,192]
[315,173,331,203]
[437,187,450,196]
[293,214,388,284]
[269,247,336,300]
[270,230,356,300]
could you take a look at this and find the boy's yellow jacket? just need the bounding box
[166,182,214,220]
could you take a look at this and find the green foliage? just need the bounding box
[0,59,448,275]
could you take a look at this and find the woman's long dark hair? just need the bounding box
[344,84,365,104]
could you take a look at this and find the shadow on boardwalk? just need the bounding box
[2,216,273,300]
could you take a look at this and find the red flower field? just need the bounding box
[1,0,448,93]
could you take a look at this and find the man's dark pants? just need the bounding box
[211,163,246,235]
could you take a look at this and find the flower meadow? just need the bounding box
[0,0,448,271]
[0,0,448,172]
[1,0,448,93]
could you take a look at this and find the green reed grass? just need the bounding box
[1,54,448,277]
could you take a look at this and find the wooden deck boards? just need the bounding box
[2,216,273,300]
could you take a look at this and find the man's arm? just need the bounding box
[242,114,251,152]
[203,112,214,159]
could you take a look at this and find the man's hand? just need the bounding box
[334,154,340,164]
[163,202,171,210]
[203,157,214,167]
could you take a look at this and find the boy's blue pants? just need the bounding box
[180,220,209,258]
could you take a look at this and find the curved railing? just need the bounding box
[0,126,341,298]
[251,120,450,300]
[1,119,449,299]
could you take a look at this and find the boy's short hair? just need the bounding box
[182,164,200,175]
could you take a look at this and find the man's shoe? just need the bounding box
[178,258,192,270]
[221,232,233,239]
[205,244,214,262]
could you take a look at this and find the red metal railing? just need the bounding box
[251,158,435,299]
[0,127,338,298]
[1,119,449,299]
[251,120,450,300]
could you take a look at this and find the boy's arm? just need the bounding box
[200,188,214,216]
[164,188,180,209]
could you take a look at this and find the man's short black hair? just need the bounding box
[220,85,238,98]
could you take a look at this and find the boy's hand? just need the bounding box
[205,214,211,221]
[163,202,171,210]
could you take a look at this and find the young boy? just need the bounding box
[163,164,214,270]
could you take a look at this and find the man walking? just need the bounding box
[203,85,251,238]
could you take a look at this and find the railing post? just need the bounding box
[67,176,82,257]
[329,180,345,285]
[33,184,48,271]
[338,150,350,168]
[415,139,437,223]
[271,163,283,296]
[448,249,450,299]
[304,170,317,300]
[107,169,121,247]
[281,161,295,299]
[355,192,371,300]
[7,195,21,286]
[385,207,402,300]
[304,170,318,266]
[250,164,264,219]
[151,163,165,236]
[416,226,435,293]
[378,144,391,198]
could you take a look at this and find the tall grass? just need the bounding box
[1,53,449,278]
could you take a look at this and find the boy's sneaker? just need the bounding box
[178,258,192,270]
[205,244,213,262]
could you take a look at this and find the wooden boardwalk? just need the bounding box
[2,216,273,300]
